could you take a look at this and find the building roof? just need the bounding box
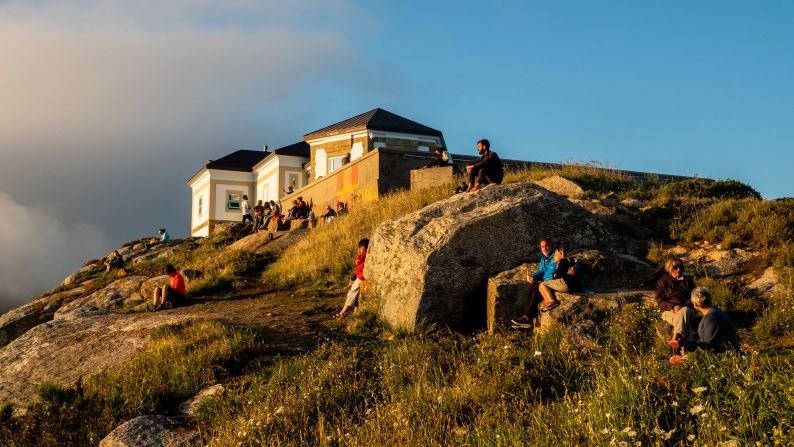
[272,141,310,158]
[205,149,270,172]
[304,108,443,139]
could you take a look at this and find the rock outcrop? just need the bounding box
[570,250,656,291]
[365,183,627,331]
[534,175,585,198]
[0,288,84,345]
[178,384,224,416]
[666,246,756,277]
[55,276,149,320]
[99,415,201,447]
[537,290,656,335]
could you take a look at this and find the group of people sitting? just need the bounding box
[656,257,739,362]
[510,239,739,361]
[240,192,352,233]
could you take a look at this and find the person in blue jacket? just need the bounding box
[511,239,558,326]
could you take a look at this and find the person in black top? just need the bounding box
[690,287,739,352]
[423,146,453,169]
[656,257,698,347]
[465,139,504,192]
[538,248,580,312]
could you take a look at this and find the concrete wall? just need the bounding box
[189,170,211,236]
[280,148,443,216]
[410,166,455,190]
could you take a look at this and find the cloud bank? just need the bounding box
[0,0,380,311]
[0,192,110,311]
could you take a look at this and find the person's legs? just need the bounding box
[337,278,361,317]
[661,307,698,343]
[466,166,480,191]
[538,282,555,306]
[153,287,163,306]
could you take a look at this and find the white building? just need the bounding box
[187,142,310,236]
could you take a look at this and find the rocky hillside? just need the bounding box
[0,169,792,446]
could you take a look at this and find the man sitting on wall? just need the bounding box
[465,139,504,192]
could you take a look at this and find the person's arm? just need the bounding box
[468,151,494,169]
[655,277,675,312]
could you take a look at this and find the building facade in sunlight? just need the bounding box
[186,108,446,236]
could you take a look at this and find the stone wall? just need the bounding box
[410,166,455,190]
[280,148,439,216]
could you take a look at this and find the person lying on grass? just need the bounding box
[335,238,369,319]
[538,248,581,312]
[669,286,739,364]
[152,264,187,311]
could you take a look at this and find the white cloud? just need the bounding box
[0,191,110,311]
[0,1,381,309]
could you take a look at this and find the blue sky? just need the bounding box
[0,0,792,307]
[318,1,793,197]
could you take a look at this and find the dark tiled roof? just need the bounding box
[206,149,269,172]
[304,108,443,139]
[273,141,310,158]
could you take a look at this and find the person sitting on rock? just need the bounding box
[465,139,504,192]
[336,201,348,216]
[104,250,127,276]
[152,264,187,310]
[512,239,566,325]
[656,257,698,348]
[335,238,369,319]
[159,228,171,243]
[538,248,581,312]
[269,200,281,216]
[423,146,453,169]
[321,205,337,225]
[297,196,310,219]
[286,199,300,220]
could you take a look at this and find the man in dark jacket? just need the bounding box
[465,139,504,192]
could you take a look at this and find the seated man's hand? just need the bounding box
[466,164,473,172]
[567,266,576,275]
[673,305,681,313]
[527,276,535,284]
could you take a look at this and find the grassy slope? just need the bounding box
[2,168,793,446]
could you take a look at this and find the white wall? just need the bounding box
[314,149,327,179]
[350,141,364,161]
[214,182,252,222]
[188,170,210,236]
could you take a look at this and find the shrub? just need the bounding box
[658,179,761,201]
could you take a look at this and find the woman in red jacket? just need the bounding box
[335,238,369,318]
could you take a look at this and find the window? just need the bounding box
[198,197,203,217]
[417,145,429,152]
[288,172,300,189]
[226,191,243,210]
[328,156,346,173]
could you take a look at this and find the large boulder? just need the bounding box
[99,415,200,447]
[365,183,627,331]
[55,276,148,320]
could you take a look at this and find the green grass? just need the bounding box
[194,308,793,446]
[0,321,260,447]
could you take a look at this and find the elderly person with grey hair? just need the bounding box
[690,287,739,352]
[655,257,698,347]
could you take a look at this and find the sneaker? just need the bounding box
[669,355,686,365]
